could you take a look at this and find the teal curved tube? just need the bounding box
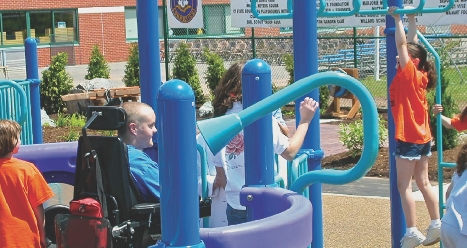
[197,72,379,178]
[0,80,28,124]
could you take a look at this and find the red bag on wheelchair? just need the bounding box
[55,198,111,248]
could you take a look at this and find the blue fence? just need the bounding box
[0,80,33,145]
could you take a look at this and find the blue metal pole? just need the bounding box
[154,79,204,248]
[385,0,406,247]
[24,38,42,144]
[136,0,162,161]
[293,0,321,247]
[242,59,275,221]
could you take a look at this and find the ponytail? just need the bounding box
[460,106,467,122]
[423,60,437,90]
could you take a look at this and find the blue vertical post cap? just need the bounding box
[157,79,195,101]
[243,59,271,75]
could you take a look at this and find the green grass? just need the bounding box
[358,65,467,107]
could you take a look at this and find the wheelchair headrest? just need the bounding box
[85,106,127,130]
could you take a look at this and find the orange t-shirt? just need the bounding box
[389,60,432,144]
[0,157,54,248]
[451,115,467,132]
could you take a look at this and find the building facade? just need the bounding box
[0,0,235,67]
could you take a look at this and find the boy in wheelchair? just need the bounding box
[56,102,161,248]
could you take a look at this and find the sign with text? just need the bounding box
[317,0,467,27]
[230,0,293,27]
[230,0,467,28]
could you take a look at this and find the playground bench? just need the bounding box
[61,86,141,107]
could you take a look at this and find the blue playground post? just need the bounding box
[293,0,323,247]
[155,79,205,248]
[242,59,276,221]
[24,38,42,144]
[385,0,406,246]
[136,0,162,162]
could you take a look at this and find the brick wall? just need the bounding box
[0,0,135,9]
[1,0,233,67]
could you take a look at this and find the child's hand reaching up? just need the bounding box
[299,97,319,124]
[404,5,416,19]
[388,6,400,19]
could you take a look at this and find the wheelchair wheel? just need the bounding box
[45,204,70,244]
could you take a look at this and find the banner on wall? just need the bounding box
[317,0,467,27]
[167,0,204,28]
[230,0,467,28]
[230,0,293,27]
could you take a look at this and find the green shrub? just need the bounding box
[203,48,225,95]
[100,130,116,137]
[123,43,140,87]
[172,42,205,103]
[339,115,388,157]
[55,113,86,127]
[40,52,74,114]
[68,113,86,127]
[283,54,330,111]
[85,45,110,80]
[428,41,461,150]
[60,129,80,142]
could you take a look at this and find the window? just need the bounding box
[1,12,27,46]
[0,10,78,46]
[53,10,77,43]
[124,7,164,41]
[30,11,53,43]
[203,5,242,36]
[124,4,244,41]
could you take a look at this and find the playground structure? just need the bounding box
[325,68,361,119]
[0,0,459,247]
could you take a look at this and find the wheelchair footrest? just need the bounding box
[132,203,159,215]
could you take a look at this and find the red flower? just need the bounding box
[226,133,244,160]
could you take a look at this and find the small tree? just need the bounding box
[283,54,330,111]
[429,41,460,150]
[172,42,205,103]
[85,45,110,80]
[123,43,140,87]
[40,52,74,114]
[203,47,225,95]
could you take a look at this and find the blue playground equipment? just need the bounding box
[251,0,455,247]
[4,0,456,247]
[0,38,42,145]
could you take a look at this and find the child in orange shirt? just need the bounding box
[0,119,54,248]
[389,6,440,248]
[432,104,467,132]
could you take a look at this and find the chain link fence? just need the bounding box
[161,22,467,111]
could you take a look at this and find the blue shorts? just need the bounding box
[394,140,432,161]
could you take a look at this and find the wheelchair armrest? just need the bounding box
[131,203,159,215]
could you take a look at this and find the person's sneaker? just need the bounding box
[422,224,441,246]
[400,232,425,248]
